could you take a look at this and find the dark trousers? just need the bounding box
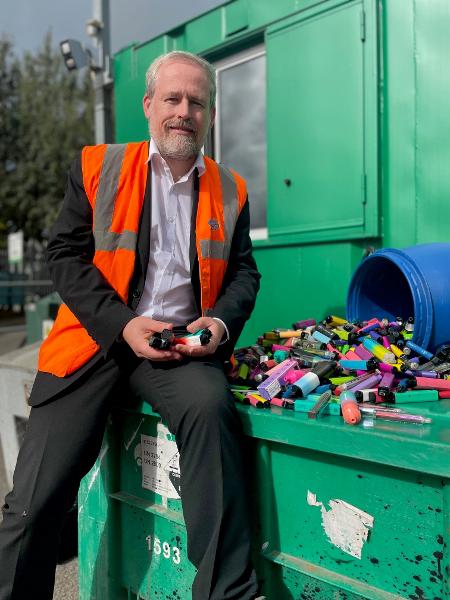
[0,346,258,600]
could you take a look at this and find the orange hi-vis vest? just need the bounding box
[38,141,247,377]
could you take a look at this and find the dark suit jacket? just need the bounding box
[30,149,261,406]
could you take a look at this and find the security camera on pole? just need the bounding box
[59,0,113,144]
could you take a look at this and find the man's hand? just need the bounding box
[173,317,225,358]
[122,316,182,361]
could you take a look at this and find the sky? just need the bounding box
[2,0,225,56]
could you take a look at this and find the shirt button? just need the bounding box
[132,290,140,299]
[168,216,175,224]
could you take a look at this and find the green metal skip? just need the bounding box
[78,398,450,599]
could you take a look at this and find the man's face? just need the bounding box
[143,59,215,160]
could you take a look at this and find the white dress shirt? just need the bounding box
[135,139,203,325]
[135,140,228,339]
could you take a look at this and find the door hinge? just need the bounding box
[360,9,366,42]
[361,174,367,204]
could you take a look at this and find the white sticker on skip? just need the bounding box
[141,424,181,499]
[307,491,374,559]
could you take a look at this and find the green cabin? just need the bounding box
[112,0,450,344]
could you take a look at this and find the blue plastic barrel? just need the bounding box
[346,243,450,351]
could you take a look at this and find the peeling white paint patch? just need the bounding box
[307,490,374,559]
[307,491,322,507]
[124,417,145,451]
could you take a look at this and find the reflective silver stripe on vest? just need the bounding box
[93,229,136,252]
[199,164,239,260]
[93,144,137,251]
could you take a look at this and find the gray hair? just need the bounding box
[145,51,216,109]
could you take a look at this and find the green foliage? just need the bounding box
[0,32,94,241]
[0,36,21,238]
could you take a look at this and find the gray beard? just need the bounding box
[149,126,202,160]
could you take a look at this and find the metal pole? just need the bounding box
[92,0,113,144]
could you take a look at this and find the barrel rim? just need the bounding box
[347,247,434,349]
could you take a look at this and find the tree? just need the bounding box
[0,36,21,238]
[2,32,94,241]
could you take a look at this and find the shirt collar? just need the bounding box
[147,138,206,179]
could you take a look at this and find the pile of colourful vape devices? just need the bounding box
[228,316,450,425]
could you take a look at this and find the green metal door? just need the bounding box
[266,0,378,243]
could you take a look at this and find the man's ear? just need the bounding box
[143,94,152,119]
[209,106,216,130]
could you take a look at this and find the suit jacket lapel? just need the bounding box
[137,159,152,275]
[190,168,199,275]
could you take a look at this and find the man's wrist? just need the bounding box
[118,313,138,343]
